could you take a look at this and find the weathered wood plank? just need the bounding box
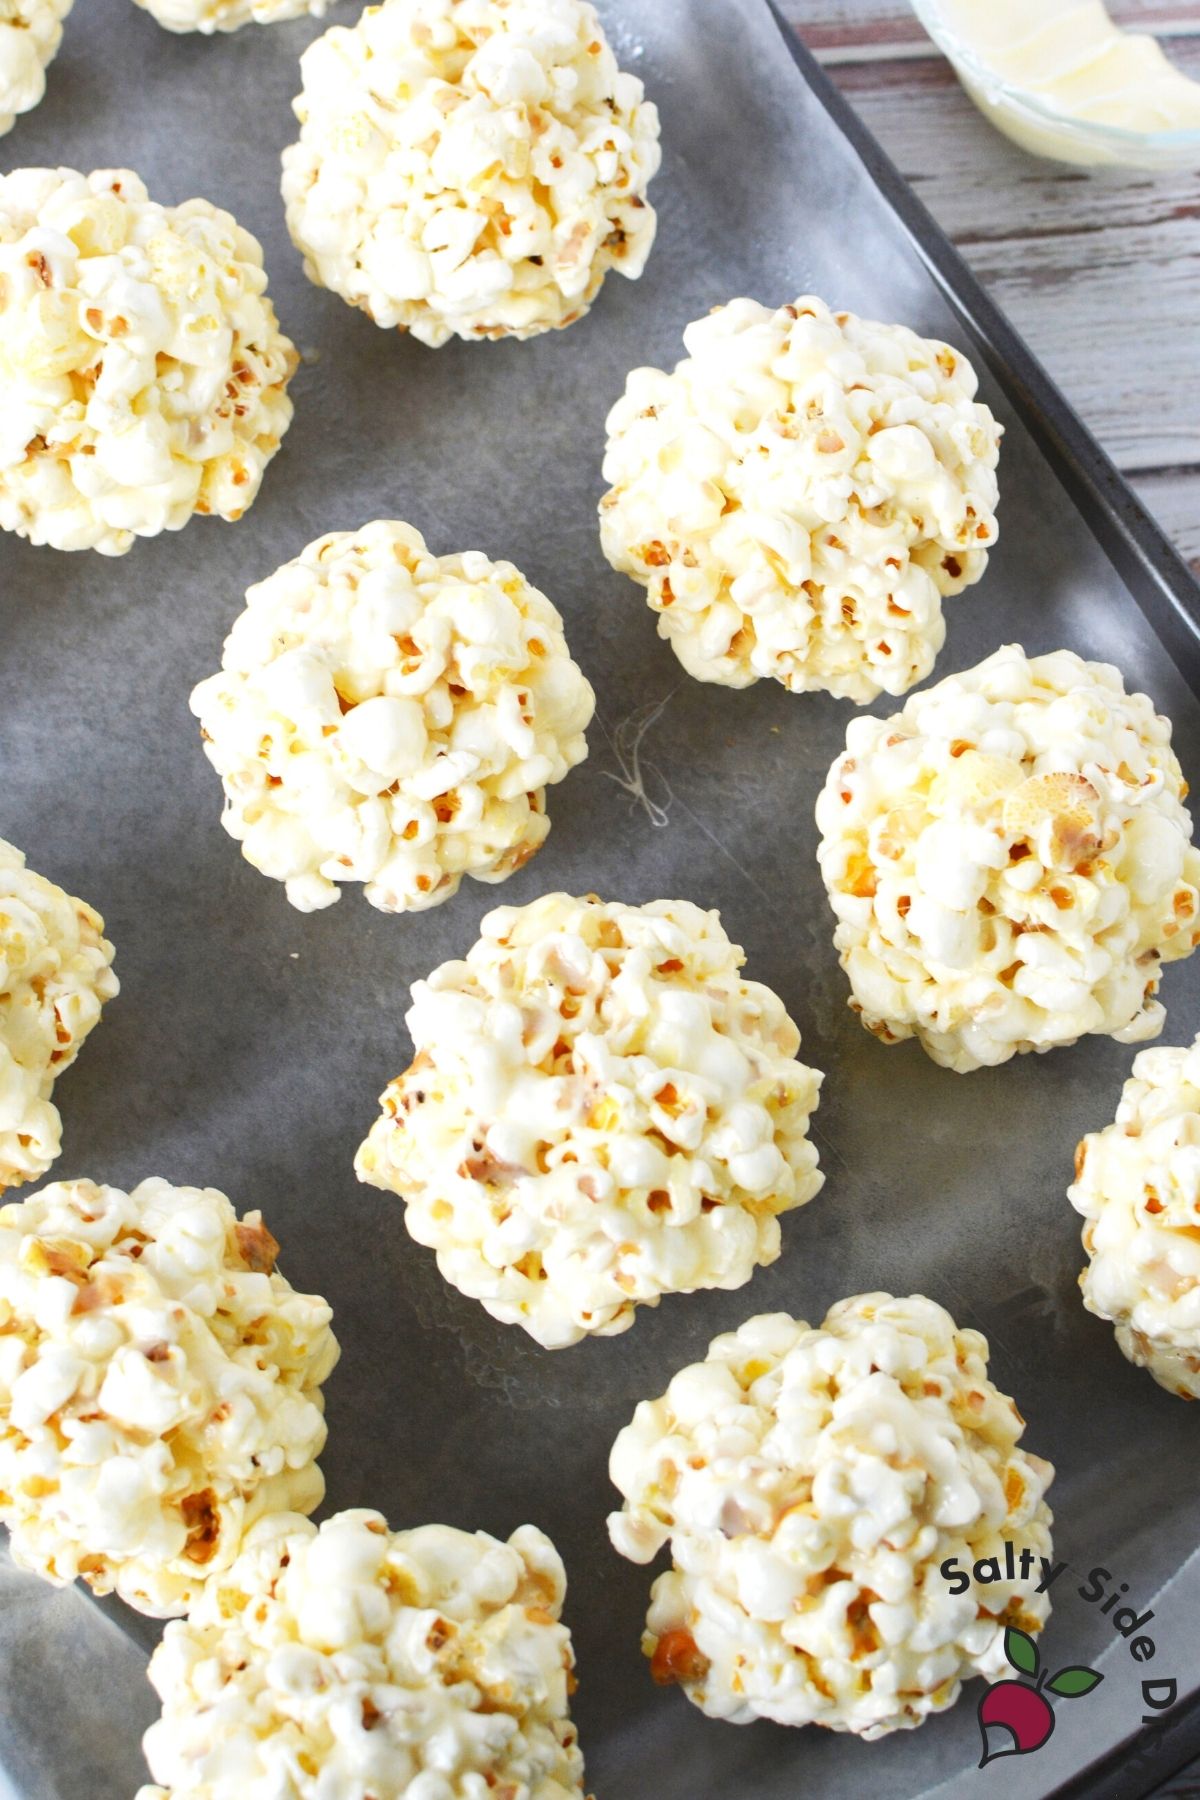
[1132,470,1200,573]
[790,0,1200,22]
[829,29,1200,90]
[829,30,1200,91]
[968,222,1199,472]
[788,0,1200,59]
[826,55,1200,249]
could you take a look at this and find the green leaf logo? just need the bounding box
[1004,1625,1040,1677]
[1048,1666,1104,1699]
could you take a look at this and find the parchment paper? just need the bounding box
[2,1,1198,1795]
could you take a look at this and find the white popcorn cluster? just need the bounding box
[137,1509,587,1800]
[0,0,71,138]
[816,644,1200,1072]
[599,296,1002,703]
[133,0,334,33]
[281,0,661,347]
[191,521,595,915]
[608,1294,1054,1738]
[1071,1035,1200,1399]
[0,167,296,554]
[0,1178,338,1617]
[0,838,117,1193]
[356,892,824,1349]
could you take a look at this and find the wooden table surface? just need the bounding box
[783,2,1200,578]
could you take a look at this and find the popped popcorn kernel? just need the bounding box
[599,295,1002,703]
[0,1177,338,1616]
[134,0,336,32]
[815,643,1200,1071]
[281,0,661,346]
[1071,1034,1200,1398]
[136,1510,587,1798]
[608,1294,1054,1737]
[190,521,595,914]
[0,837,117,1192]
[356,892,824,1348]
[0,0,71,137]
[0,167,296,554]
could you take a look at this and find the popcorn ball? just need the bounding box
[0,167,296,554]
[356,892,824,1349]
[0,1178,338,1616]
[0,838,117,1193]
[0,0,71,138]
[1071,1035,1200,1398]
[608,1294,1055,1738]
[599,295,1002,703]
[190,521,595,914]
[133,0,334,32]
[816,644,1200,1072]
[281,0,661,347]
[136,1509,587,1799]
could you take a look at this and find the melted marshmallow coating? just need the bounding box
[816,643,1200,1071]
[281,0,661,346]
[0,838,117,1192]
[608,1294,1054,1737]
[190,521,595,914]
[0,167,296,553]
[599,295,1002,702]
[356,892,824,1348]
[136,1510,587,1799]
[0,1179,338,1616]
[1072,1034,1200,1398]
[0,0,71,137]
[134,0,336,32]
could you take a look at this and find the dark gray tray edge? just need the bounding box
[765,8,1200,1795]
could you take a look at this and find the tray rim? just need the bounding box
[764,8,1200,1795]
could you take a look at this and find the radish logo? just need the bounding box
[977,1625,1103,1767]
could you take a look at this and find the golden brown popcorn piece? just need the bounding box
[1002,772,1103,867]
[650,1627,711,1687]
[234,1216,280,1275]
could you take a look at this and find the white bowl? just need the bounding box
[912,0,1200,170]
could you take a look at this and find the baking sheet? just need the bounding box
[3,0,1200,1795]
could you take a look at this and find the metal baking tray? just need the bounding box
[3,0,1200,1795]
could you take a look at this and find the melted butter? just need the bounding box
[938,0,1200,137]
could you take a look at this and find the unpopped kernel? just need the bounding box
[0,1178,338,1616]
[608,1293,1054,1738]
[281,0,661,346]
[133,0,335,32]
[1071,1035,1200,1398]
[816,644,1200,1071]
[0,167,296,554]
[136,1510,587,1799]
[0,0,71,137]
[599,296,1001,703]
[0,838,117,1192]
[190,521,595,914]
[356,892,824,1348]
